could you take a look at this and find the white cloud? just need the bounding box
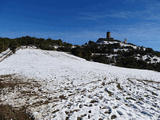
[79,0,160,21]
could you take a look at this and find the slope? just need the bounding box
[0,48,160,120]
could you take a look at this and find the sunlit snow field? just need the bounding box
[0,48,160,120]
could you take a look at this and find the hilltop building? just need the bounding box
[107,32,111,39]
[97,32,118,43]
[96,32,128,44]
[106,32,114,41]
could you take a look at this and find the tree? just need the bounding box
[9,40,18,53]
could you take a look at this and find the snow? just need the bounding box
[151,56,160,63]
[114,48,128,52]
[97,41,119,45]
[0,48,159,82]
[0,49,10,58]
[97,40,138,49]
[0,49,12,62]
[136,54,160,64]
[0,48,160,120]
[119,42,137,49]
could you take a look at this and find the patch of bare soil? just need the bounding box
[0,74,39,120]
[0,105,34,120]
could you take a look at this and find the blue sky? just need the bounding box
[1,0,160,50]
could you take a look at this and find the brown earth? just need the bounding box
[0,105,34,120]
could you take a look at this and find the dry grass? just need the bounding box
[0,74,32,90]
[0,105,34,120]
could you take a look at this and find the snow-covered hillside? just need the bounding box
[96,39,160,65]
[97,40,138,49]
[0,48,160,120]
[0,48,12,62]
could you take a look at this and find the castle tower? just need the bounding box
[107,32,111,39]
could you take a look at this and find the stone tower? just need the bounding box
[107,32,111,39]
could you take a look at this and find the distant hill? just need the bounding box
[1,35,160,72]
[72,38,160,72]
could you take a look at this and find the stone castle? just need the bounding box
[97,32,127,43]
